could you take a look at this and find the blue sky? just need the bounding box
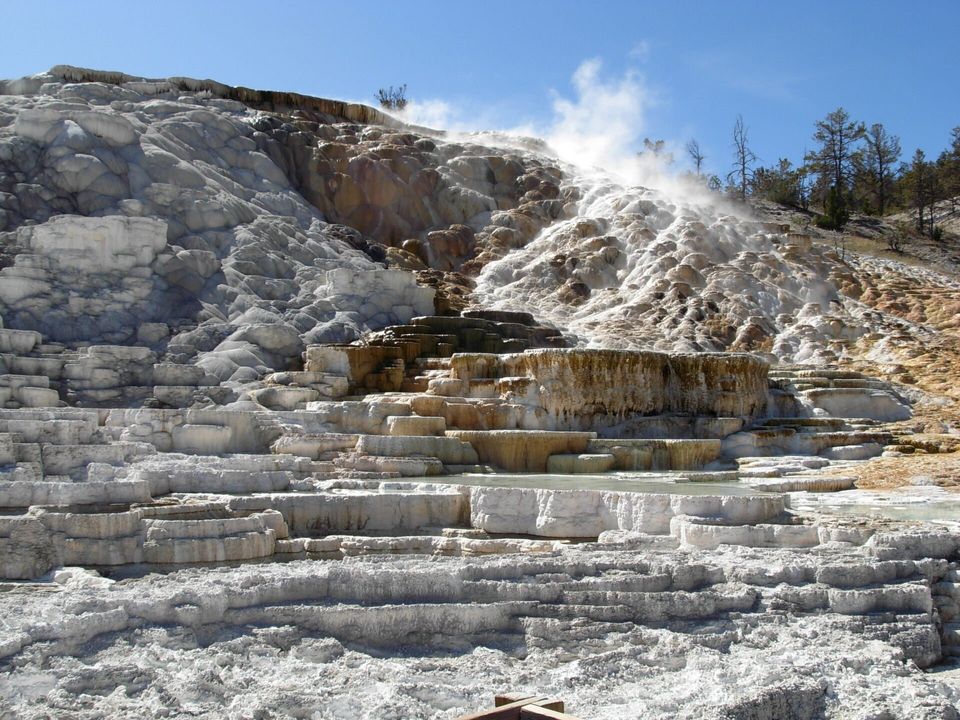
[3,1,958,177]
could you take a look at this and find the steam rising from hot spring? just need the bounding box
[398,58,721,206]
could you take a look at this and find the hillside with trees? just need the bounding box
[687,110,960,256]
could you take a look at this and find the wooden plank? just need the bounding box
[532,699,565,712]
[520,706,582,720]
[494,694,564,711]
[455,696,549,720]
[495,694,537,707]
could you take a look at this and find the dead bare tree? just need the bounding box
[686,139,705,175]
[727,115,756,200]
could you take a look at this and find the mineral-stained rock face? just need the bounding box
[447,429,596,472]
[0,66,567,388]
[468,177,934,370]
[451,348,770,428]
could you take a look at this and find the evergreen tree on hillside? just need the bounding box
[936,126,960,214]
[901,149,935,235]
[860,123,901,216]
[750,159,804,207]
[805,107,865,228]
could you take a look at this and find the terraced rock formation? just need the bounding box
[0,66,958,719]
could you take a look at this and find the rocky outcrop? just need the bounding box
[451,348,770,427]
[0,66,568,397]
[468,177,924,369]
[470,486,786,537]
[303,309,566,394]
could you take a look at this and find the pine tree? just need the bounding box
[822,184,850,230]
[936,126,960,214]
[861,123,901,216]
[750,159,802,207]
[805,108,865,227]
[902,149,932,234]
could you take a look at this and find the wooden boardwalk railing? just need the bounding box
[455,693,583,720]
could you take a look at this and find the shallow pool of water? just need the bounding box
[790,487,960,524]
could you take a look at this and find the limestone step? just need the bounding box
[143,528,277,564]
[447,430,595,472]
[461,309,536,325]
[249,385,321,411]
[539,586,759,623]
[0,377,60,408]
[152,362,208,386]
[39,442,154,476]
[400,377,430,393]
[674,518,820,550]
[408,395,506,430]
[357,434,478,465]
[228,487,466,536]
[745,476,856,493]
[169,423,233,455]
[264,370,349,394]
[427,377,467,397]
[413,357,452,371]
[942,623,960,647]
[600,415,745,440]
[766,388,806,417]
[722,429,893,458]
[133,466,294,495]
[546,453,616,474]
[68,386,154,407]
[271,433,360,460]
[589,438,722,471]
[0,418,93,445]
[301,534,562,558]
[790,369,867,380]
[0,432,14,465]
[820,443,884,461]
[0,479,152,507]
[152,385,204,408]
[0,462,41,482]
[799,387,911,422]
[0,329,42,354]
[0,355,64,380]
[335,453,444,476]
[14,442,41,464]
[470,487,786,538]
[737,455,832,472]
[757,417,847,431]
[464,378,499,399]
[0,407,101,426]
[384,415,447,437]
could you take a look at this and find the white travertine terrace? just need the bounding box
[0,66,956,719]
